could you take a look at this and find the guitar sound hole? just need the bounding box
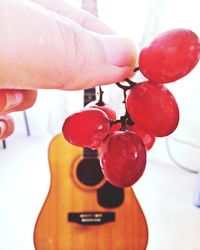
[76,158,104,186]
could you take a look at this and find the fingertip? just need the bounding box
[106,66,135,84]
[0,90,37,114]
[103,35,138,68]
[14,90,37,111]
[0,115,15,139]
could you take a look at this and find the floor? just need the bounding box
[0,112,200,250]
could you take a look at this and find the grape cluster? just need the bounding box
[62,28,200,188]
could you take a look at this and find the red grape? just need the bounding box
[62,108,110,149]
[126,81,179,137]
[100,130,146,188]
[139,28,200,83]
[127,124,155,150]
[85,101,116,120]
[109,122,122,133]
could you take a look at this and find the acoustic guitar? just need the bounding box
[34,88,148,250]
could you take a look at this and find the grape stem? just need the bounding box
[133,67,139,72]
[115,78,137,91]
[110,111,134,130]
[115,66,139,90]
[96,86,105,106]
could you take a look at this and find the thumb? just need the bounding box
[73,33,137,89]
[0,0,137,90]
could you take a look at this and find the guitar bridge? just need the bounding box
[68,212,115,225]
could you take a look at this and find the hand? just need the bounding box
[0,0,137,114]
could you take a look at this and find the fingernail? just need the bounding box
[103,35,138,68]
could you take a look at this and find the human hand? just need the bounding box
[0,89,37,139]
[0,0,137,114]
[0,115,15,140]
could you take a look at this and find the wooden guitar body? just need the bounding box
[34,134,148,250]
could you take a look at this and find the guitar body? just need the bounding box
[34,134,148,250]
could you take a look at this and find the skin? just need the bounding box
[0,0,137,115]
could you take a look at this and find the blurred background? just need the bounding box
[0,0,200,249]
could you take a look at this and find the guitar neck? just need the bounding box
[83,87,97,156]
[84,88,96,106]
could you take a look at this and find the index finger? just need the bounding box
[0,0,136,90]
[31,0,115,34]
